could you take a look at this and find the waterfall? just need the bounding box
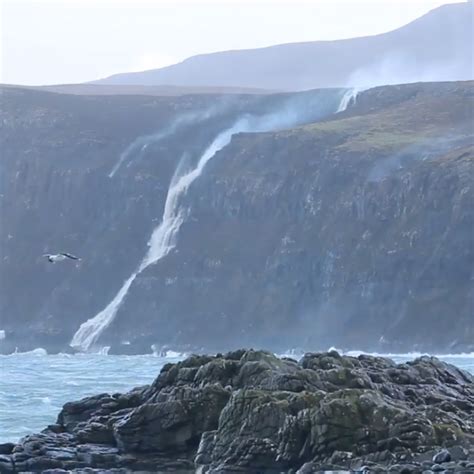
[337,88,360,113]
[70,117,252,352]
[71,93,348,352]
[70,273,137,351]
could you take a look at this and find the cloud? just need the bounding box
[346,51,471,89]
[129,52,178,72]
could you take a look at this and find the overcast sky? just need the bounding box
[0,0,466,86]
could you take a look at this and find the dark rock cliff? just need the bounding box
[0,81,472,354]
[109,82,474,354]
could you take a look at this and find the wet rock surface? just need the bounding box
[3,350,473,472]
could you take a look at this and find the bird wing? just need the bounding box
[62,253,80,260]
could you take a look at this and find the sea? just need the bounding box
[0,349,473,444]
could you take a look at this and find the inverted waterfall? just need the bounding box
[337,88,360,113]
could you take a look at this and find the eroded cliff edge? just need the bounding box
[1,350,473,472]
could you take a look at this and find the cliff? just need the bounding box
[0,81,472,354]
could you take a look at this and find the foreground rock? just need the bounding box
[2,350,474,473]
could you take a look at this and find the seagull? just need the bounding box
[43,252,81,263]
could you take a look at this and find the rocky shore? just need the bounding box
[1,350,473,473]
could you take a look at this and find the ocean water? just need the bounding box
[0,350,183,444]
[0,350,473,444]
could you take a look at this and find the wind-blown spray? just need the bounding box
[71,92,350,352]
[108,100,237,177]
[109,133,164,178]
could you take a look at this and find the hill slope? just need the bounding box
[95,3,473,90]
[2,83,277,96]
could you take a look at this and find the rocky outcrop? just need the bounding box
[2,350,474,472]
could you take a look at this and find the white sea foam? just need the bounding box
[151,345,186,358]
[8,348,48,356]
[279,347,474,361]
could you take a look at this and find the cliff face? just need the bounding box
[107,82,474,354]
[0,87,342,353]
[0,82,472,354]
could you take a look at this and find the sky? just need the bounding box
[0,0,467,86]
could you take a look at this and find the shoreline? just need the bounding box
[2,346,474,359]
[1,350,473,472]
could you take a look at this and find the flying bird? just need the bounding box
[43,253,81,263]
